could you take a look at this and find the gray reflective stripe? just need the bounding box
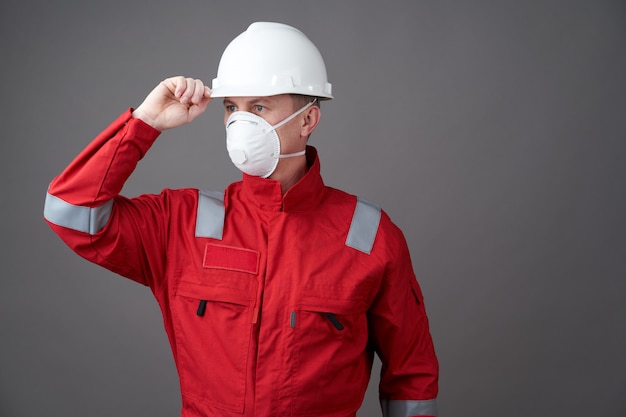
[345,197,381,254]
[195,190,225,239]
[44,192,114,235]
[381,399,438,417]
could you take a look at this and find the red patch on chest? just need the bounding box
[202,243,260,275]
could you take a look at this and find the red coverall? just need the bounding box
[44,110,439,417]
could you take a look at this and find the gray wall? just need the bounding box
[1,1,625,416]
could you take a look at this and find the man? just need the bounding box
[44,22,439,417]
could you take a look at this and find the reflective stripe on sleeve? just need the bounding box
[195,190,225,239]
[345,197,381,254]
[44,192,114,235]
[381,399,438,417]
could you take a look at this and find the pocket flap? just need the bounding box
[299,294,369,315]
[177,280,254,306]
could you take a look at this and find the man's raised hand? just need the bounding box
[132,76,212,131]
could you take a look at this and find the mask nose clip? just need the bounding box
[227,119,258,129]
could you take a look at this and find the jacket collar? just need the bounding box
[241,146,325,212]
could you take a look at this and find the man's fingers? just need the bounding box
[190,79,207,104]
[164,76,191,100]
[161,76,182,97]
[134,76,211,131]
[170,77,207,105]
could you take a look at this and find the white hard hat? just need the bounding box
[211,22,333,99]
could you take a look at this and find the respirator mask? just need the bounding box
[225,99,316,178]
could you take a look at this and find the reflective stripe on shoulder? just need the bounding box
[345,197,381,255]
[44,192,114,235]
[195,190,225,239]
[381,399,438,417]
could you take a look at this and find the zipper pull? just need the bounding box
[197,300,207,317]
[290,311,297,328]
[324,313,344,331]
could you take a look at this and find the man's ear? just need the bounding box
[300,106,321,138]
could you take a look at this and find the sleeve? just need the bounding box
[43,109,169,289]
[367,216,439,417]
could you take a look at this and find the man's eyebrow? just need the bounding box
[223,97,270,106]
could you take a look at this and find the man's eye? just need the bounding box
[226,105,236,112]
[255,105,264,112]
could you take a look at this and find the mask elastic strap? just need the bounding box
[271,98,318,131]
[274,98,317,159]
[278,150,306,159]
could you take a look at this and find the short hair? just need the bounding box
[291,94,320,110]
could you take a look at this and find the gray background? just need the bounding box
[1,0,625,416]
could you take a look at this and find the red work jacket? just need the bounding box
[44,110,439,417]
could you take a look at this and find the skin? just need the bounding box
[132,76,321,194]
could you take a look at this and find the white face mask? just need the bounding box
[225,99,316,178]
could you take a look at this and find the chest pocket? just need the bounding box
[290,288,372,414]
[172,242,259,413]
